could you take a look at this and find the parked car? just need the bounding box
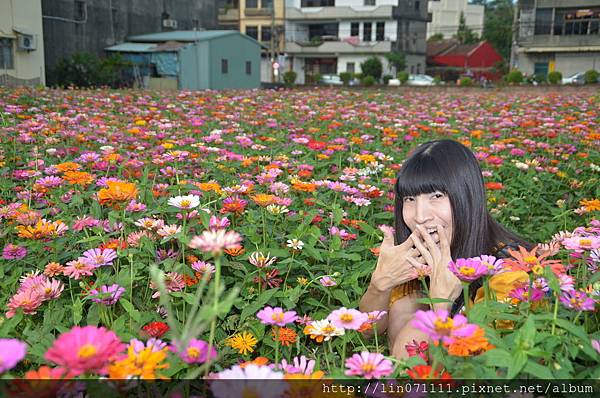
[388,78,401,86]
[406,74,435,86]
[561,72,585,85]
[319,74,343,86]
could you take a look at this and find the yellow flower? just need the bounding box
[108,346,169,379]
[225,331,257,355]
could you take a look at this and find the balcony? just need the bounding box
[218,7,240,22]
[285,39,392,54]
[392,7,432,22]
[286,5,394,20]
[518,34,600,51]
[245,7,273,17]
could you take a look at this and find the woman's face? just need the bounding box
[401,191,453,245]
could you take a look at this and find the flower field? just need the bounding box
[0,86,599,389]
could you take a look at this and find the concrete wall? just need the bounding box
[209,34,261,89]
[0,0,45,85]
[428,0,484,39]
[285,0,397,7]
[515,51,600,76]
[42,0,218,84]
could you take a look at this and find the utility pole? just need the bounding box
[270,0,276,82]
[509,0,519,70]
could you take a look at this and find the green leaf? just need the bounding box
[554,318,589,342]
[415,297,453,305]
[507,350,528,379]
[332,205,343,224]
[588,270,600,285]
[331,289,351,307]
[303,244,323,261]
[73,298,83,326]
[482,348,512,368]
[523,359,554,379]
[239,288,278,323]
[120,298,141,323]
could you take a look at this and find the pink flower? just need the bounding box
[280,355,316,375]
[44,326,125,376]
[172,338,217,364]
[560,290,596,311]
[562,236,600,252]
[405,340,429,362]
[188,229,242,256]
[6,289,44,318]
[2,244,27,260]
[0,339,27,373]
[211,365,286,398]
[327,307,369,330]
[473,254,505,275]
[63,260,95,280]
[80,248,117,268]
[88,284,125,305]
[366,310,387,324]
[149,272,184,298]
[592,339,600,355]
[448,258,488,282]
[508,286,546,302]
[319,276,337,287]
[411,309,477,344]
[256,306,298,326]
[344,351,394,379]
[36,278,65,301]
[209,215,230,230]
[129,338,167,353]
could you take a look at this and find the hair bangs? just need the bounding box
[395,157,449,199]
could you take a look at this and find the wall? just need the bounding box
[0,0,45,85]
[179,41,210,89]
[42,0,218,84]
[209,34,261,89]
[427,0,484,39]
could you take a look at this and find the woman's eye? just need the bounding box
[432,192,445,199]
[403,197,414,203]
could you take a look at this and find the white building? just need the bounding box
[0,0,45,86]
[427,0,484,39]
[284,0,431,84]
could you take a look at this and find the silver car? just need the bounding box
[319,74,344,86]
[406,74,435,86]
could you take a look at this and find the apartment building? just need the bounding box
[427,0,484,39]
[284,0,431,84]
[514,0,600,76]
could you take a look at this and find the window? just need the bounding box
[346,62,355,74]
[246,61,252,75]
[534,62,548,77]
[534,8,552,35]
[301,0,334,7]
[416,63,421,73]
[246,0,258,8]
[364,0,375,5]
[415,0,420,11]
[221,59,228,74]
[363,22,372,42]
[376,22,385,41]
[75,0,86,19]
[262,0,273,9]
[0,38,13,69]
[246,25,258,40]
[351,22,359,36]
[410,65,414,73]
[261,26,271,42]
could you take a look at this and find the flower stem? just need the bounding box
[340,334,347,372]
[204,255,221,377]
[551,293,559,335]
[463,283,471,314]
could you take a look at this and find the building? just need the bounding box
[0,0,45,86]
[427,0,484,39]
[427,38,503,80]
[106,30,262,90]
[217,0,286,82]
[284,0,431,84]
[42,0,218,85]
[514,0,600,76]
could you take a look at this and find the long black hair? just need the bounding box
[393,140,530,312]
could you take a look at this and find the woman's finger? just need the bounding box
[409,233,434,266]
[437,223,451,255]
[416,225,440,258]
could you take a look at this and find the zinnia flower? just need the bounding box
[503,246,565,276]
[45,326,125,376]
[271,327,298,347]
[80,248,117,268]
[405,340,429,362]
[319,276,337,287]
[256,306,298,326]
[188,229,242,256]
[63,260,95,280]
[167,194,200,210]
[560,290,596,311]
[446,326,494,357]
[562,236,600,252]
[98,181,138,209]
[412,310,477,344]
[249,251,277,268]
[448,258,488,282]
[303,319,345,343]
[211,365,286,398]
[2,243,27,260]
[280,355,317,375]
[0,339,27,373]
[225,331,257,355]
[6,289,44,318]
[473,254,505,275]
[173,338,217,364]
[88,284,125,305]
[327,307,369,330]
[344,351,394,379]
[108,345,169,379]
[141,322,170,338]
[406,364,452,380]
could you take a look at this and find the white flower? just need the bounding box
[266,204,289,215]
[156,224,182,238]
[188,229,242,255]
[515,162,529,170]
[248,252,277,268]
[211,365,287,398]
[286,239,304,250]
[168,194,200,210]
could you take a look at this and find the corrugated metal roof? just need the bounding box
[521,46,600,53]
[127,30,237,43]
[105,42,159,52]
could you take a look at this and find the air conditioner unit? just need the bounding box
[162,19,178,29]
[17,34,37,51]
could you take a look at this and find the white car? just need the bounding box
[388,78,401,86]
[561,72,585,85]
[406,74,435,86]
[319,74,343,86]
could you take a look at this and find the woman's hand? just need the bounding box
[408,224,462,301]
[369,226,426,292]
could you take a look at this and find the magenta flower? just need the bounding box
[560,290,596,311]
[45,326,125,376]
[173,338,217,364]
[188,229,242,256]
[80,248,118,267]
[448,258,488,282]
[0,339,27,373]
[2,244,27,260]
[256,306,298,326]
[411,309,477,344]
[508,286,546,302]
[88,284,125,305]
[319,276,337,287]
[344,351,394,379]
[327,307,369,330]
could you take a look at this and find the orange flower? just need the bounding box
[183,274,198,287]
[250,194,276,207]
[446,326,494,356]
[99,238,127,251]
[580,198,600,212]
[63,171,95,186]
[240,356,269,368]
[16,219,67,240]
[503,246,565,276]
[292,181,316,192]
[195,182,223,195]
[485,182,503,190]
[55,162,81,173]
[224,245,245,257]
[406,365,452,380]
[272,327,297,347]
[98,181,138,209]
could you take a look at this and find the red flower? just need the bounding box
[307,140,327,151]
[405,340,429,362]
[142,322,170,338]
[407,365,452,380]
[485,182,503,190]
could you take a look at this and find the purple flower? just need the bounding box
[2,244,27,260]
[344,351,393,379]
[173,338,217,364]
[560,290,596,311]
[80,248,117,267]
[88,284,125,305]
[129,338,167,353]
[256,306,298,327]
[0,339,27,373]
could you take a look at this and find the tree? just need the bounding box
[384,51,406,75]
[454,11,479,44]
[428,33,445,42]
[482,0,514,61]
[360,57,383,81]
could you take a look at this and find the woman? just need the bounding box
[359,139,530,359]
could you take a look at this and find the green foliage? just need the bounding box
[338,72,353,85]
[384,51,406,73]
[52,53,132,88]
[533,73,547,84]
[282,70,297,86]
[360,57,383,81]
[547,71,562,84]
[313,73,322,85]
[361,75,376,86]
[505,69,524,84]
[482,0,514,61]
[382,74,393,85]
[459,76,473,86]
[428,33,445,42]
[454,11,480,45]
[397,71,409,83]
[584,69,599,84]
